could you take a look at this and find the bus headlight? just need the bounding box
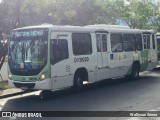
[8,74,12,79]
[40,74,46,80]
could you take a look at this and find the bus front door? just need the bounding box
[96,33,110,81]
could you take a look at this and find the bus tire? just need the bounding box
[40,90,53,99]
[73,73,83,92]
[132,63,140,79]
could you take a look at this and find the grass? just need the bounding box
[0,83,10,90]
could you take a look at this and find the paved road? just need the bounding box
[1,69,160,120]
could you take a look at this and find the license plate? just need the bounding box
[21,87,28,90]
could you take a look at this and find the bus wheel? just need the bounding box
[73,73,83,92]
[131,63,139,80]
[40,90,53,99]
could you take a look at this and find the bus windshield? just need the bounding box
[8,29,48,76]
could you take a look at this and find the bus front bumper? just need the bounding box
[8,78,52,90]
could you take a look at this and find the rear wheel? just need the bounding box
[126,63,139,80]
[132,63,139,79]
[73,73,83,92]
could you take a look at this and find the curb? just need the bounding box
[0,90,36,99]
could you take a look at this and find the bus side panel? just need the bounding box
[51,32,97,90]
[51,62,74,90]
[87,33,97,83]
[51,32,73,90]
[108,33,132,78]
[109,52,132,78]
[71,33,97,83]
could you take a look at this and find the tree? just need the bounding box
[95,0,125,24]
[0,0,160,32]
[150,1,160,32]
[121,0,156,29]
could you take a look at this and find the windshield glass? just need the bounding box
[8,28,48,76]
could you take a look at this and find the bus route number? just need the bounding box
[74,57,89,63]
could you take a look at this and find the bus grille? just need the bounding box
[13,82,35,89]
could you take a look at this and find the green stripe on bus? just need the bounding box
[140,63,149,72]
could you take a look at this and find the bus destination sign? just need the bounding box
[13,29,44,38]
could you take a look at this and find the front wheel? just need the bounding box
[39,90,53,99]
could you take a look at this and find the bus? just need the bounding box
[156,33,160,62]
[8,24,157,92]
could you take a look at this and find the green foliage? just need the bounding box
[0,0,160,34]
[0,83,10,90]
[121,0,156,29]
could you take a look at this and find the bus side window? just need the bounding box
[136,34,142,51]
[152,34,156,49]
[146,35,150,49]
[143,35,147,49]
[110,33,123,52]
[102,34,107,52]
[157,36,160,51]
[143,34,151,49]
[72,33,92,55]
[123,34,135,51]
[51,39,69,65]
[96,34,101,52]
[96,34,107,52]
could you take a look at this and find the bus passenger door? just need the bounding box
[149,34,157,70]
[157,35,160,62]
[151,34,157,63]
[96,33,110,81]
[142,34,152,70]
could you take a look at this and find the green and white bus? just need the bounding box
[8,24,157,91]
[156,33,160,62]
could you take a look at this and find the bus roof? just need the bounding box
[13,24,154,34]
[157,33,160,39]
[157,33,160,36]
[85,24,131,29]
